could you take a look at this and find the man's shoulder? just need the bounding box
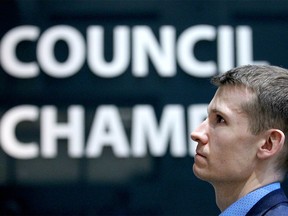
[265,202,288,216]
[246,189,288,216]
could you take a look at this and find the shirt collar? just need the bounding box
[219,182,281,216]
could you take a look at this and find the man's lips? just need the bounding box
[196,152,206,158]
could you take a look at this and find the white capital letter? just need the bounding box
[1,26,40,78]
[236,26,269,66]
[178,25,216,77]
[88,26,129,78]
[1,105,39,159]
[41,106,84,158]
[131,105,186,157]
[86,106,129,157]
[37,25,85,78]
[218,26,234,74]
[132,26,176,77]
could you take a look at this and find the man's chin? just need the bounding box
[192,164,209,181]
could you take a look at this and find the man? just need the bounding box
[191,65,288,215]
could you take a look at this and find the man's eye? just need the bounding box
[216,115,225,124]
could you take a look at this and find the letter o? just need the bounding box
[37,25,85,78]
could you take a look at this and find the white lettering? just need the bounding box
[218,26,234,74]
[131,105,186,157]
[41,106,84,158]
[86,105,130,157]
[0,104,213,159]
[177,25,217,77]
[236,26,269,66]
[88,26,130,78]
[0,25,269,78]
[1,26,40,78]
[37,25,85,78]
[132,26,176,77]
[0,105,39,159]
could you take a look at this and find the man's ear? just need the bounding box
[257,129,285,160]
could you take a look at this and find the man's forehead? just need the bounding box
[207,85,253,115]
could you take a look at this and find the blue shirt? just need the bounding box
[219,182,281,216]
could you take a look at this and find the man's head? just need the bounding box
[212,65,288,136]
[191,65,288,186]
[212,65,288,174]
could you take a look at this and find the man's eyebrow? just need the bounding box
[207,106,220,114]
[207,106,227,117]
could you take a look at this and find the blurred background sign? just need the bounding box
[0,0,288,215]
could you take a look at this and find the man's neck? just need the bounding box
[213,182,254,211]
[213,167,284,212]
[213,177,273,212]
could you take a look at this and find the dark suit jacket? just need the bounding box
[246,189,288,216]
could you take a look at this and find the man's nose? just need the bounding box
[190,119,208,144]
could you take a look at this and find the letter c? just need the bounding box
[0,105,39,159]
